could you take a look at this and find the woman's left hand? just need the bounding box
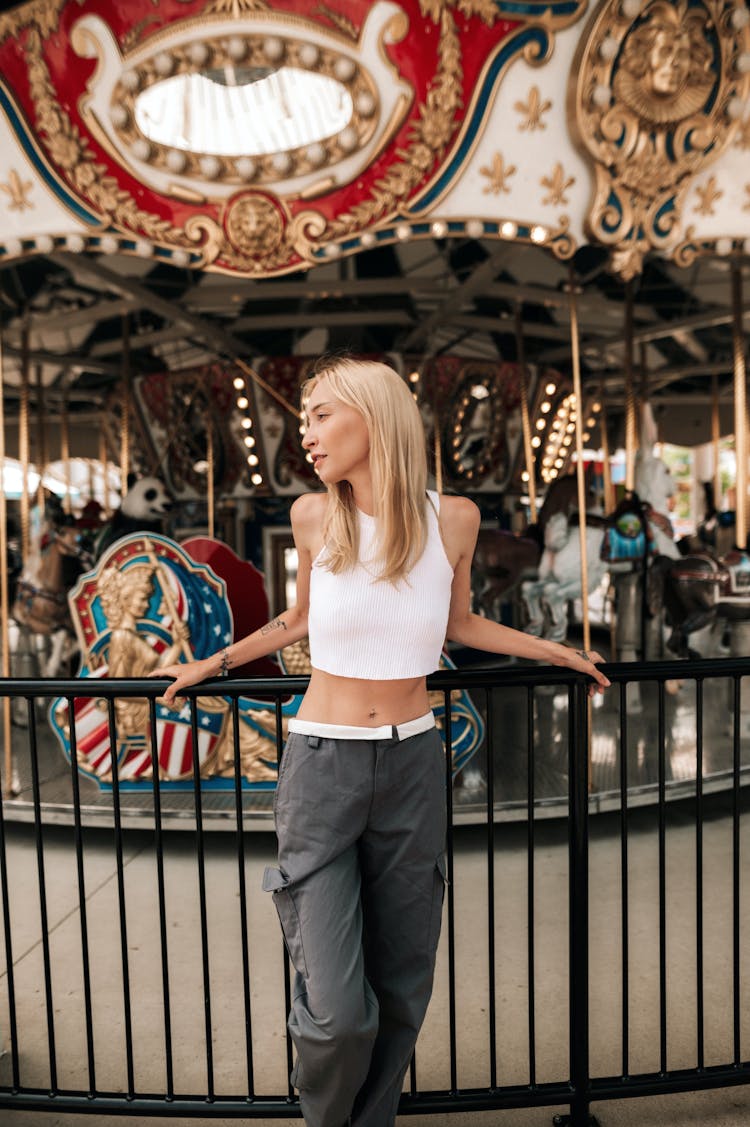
[570,649,610,697]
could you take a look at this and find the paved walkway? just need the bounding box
[0,793,749,1127]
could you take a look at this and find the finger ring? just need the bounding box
[576,649,592,662]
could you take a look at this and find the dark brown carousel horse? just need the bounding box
[471,472,596,620]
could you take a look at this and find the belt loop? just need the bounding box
[307,735,320,748]
[392,724,399,741]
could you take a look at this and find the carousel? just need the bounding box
[0,0,749,826]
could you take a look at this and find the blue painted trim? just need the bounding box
[413,27,548,213]
[496,0,579,13]
[0,80,103,226]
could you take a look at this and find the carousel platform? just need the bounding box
[2,657,748,831]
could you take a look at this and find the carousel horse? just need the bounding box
[11,513,94,678]
[519,511,611,643]
[613,411,730,661]
[471,471,593,622]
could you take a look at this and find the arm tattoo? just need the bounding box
[260,617,288,636]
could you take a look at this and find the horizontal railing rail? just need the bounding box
[0,657,748,1123]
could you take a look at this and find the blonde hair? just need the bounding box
[302,357,429,582]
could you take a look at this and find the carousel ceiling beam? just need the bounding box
[397,248,513,351]
[2,297,139,344]
[86,309,415,357]
[450,313,571,341]
[537,305,748,366]
[48,252,279,370]
[185,277,451,305]
[0,340,120,376]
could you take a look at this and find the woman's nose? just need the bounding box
[302,427,316,449]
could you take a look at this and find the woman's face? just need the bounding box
[302,377,371,485]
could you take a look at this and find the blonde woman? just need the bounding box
[153,356,609,1127]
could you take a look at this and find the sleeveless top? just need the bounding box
[308,490,454,679]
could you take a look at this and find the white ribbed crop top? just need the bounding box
[308,490,454,679]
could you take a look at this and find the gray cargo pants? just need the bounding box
[263,722,447,1127]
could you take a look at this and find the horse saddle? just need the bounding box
[600,509,653,562]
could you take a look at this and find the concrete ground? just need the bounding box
[1,792,749,1127]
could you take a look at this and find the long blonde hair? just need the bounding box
[302,357,429,582]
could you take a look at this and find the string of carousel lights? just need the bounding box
[231,373,264,488]
[2,227,750,263]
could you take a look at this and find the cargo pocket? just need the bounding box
[263,866,308,978]
[428,853,449,954]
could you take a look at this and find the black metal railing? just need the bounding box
[0,658,748,1123]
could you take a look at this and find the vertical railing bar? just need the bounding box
[657,679,667,1075]
[189,695,214,1100]
[485,686,497,1090]
[732,675,741,1067]
[66,695,97,1094]
[147,695,174,1098]
[277,696,295,1100]
[619,680,630,1079]
[695,677,704,1072]
[232,692,255,1097]
[105,697,135,1097]
[526,683,536,1089]
[282,952,294,1099]
[445,688,458,1094]
[568,678,592,1127]
[27,695,57,1093]
[0,695,20,1089]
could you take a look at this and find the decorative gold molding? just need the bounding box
[325,8,463,239]
[570,0,750,279]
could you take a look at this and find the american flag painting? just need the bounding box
[50,533,237,787]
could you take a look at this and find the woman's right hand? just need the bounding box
[148,658,212,707]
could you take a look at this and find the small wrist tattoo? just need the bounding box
[220,647,230,677]
[260,617,288,636]
[576,649,592,663]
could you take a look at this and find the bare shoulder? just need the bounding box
[290,491,327,525]
[439,494,481,535]
[438,495,481,563]
[290,492,327,549]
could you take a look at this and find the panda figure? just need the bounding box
[95,474,173,559]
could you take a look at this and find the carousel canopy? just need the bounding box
[0,0,748,460]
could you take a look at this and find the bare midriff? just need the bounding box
[296,668,432,727]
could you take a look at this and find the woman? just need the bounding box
[153,357,609,1127]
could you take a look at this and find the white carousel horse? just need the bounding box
[520,406,680,646]
[520,511,610,643]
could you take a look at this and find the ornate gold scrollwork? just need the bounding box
[570,0,750,280]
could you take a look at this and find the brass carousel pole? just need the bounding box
[624,280,636,493]
[0,325,12,797]
[120,314,131,500]
[731,260,747,550]
[598,380,614,513]
[206,416,215,540]
[35,363,47,512]
[99,418,110,519]
[712,374,721,514]
[60,392,71,514]
[568,267,592,785]
[19,316,31,560]
[515,303,537,522]
[567,267,591,656]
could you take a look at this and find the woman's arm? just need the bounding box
[149,492,324,705]
[442,497,610,693]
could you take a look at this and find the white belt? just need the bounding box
[288,711,435,742]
